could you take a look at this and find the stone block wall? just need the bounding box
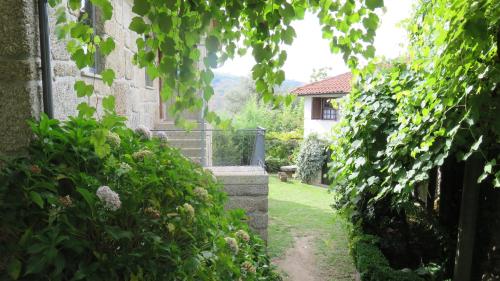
[0,0,43,156]
[47,0,160,129]
[207,166,269,241]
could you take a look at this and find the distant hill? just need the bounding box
[210,72,304,113]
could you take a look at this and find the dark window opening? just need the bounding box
[311,97,339,121]
[81,0,103,74]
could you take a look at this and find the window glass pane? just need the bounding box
[322,98,337,120]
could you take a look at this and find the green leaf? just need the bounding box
[132,0,150,16]
[282,27,296,45]
[77,102,96,118]
[129,17,148,34]
[205,36,220,52]
[101,69,115,86]
[365,0,384,10]
[91,0,113,20]
[7,259,22,280]
[102,95,115,112]
[100,37,115,55]
[471,136,483,151]
[76,187,95,207]
[74,81,94,98]
[29,191,44,208]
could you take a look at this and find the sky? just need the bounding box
[215,0,414,83]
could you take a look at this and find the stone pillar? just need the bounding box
[0,0,43,155]
[207,166,269,241]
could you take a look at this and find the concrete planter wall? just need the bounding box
[207,166,269,241]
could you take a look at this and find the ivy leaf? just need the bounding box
[205,36,220,53]
[157,12,172,32]
[101,69,115,86]
[494,172,500,188]
[7,259,22,280]
[68,0,80,10]
[29,191,44,208]
[91,0,113,20]
[471,136,483,151]
[129,17,148,34]
[363,13,379,30]
[100,37,115,55]
[132,0,150,16]
[71,49,91,69]
[77,102,96,118]
[74,81,94,97]
[365,0,384,10]
[281,27,296,45]
[102,95,115,112]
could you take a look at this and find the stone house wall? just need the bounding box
[48,0,160,129]
[0,0,43,155]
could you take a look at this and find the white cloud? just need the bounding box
[215,0,414,83]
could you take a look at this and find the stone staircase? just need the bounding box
[154,122,206,164]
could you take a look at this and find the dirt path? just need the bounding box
[273,236,321,281]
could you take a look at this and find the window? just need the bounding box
[144,35,155,88]
[81,0,103,74]
[311,97,339,121]
[145,72,154,87]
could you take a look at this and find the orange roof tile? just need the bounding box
[291,72,352,96]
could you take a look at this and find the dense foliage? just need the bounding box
[265,131,302,173]
[350,231,428,281]
[296,134,327,183]
[329,0,500,278]
[0,116,280,281]
[49,0,383,127]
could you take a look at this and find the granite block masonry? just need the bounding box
[207,166,269,241]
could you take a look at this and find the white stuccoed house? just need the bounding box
[291,72,352,140]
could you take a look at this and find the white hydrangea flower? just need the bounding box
[155,132,168,142]
[241,261,256,274]
[132,149,153,161]
[193,187,209,201]
[235,230,250,242]
[225,237,239,254]
[135,125,152,140]
[96,186,121,211]
[119,162,131,172]
[106,131,121,146]
[183,203,195,218]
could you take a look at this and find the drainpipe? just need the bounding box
[38,0,54,118]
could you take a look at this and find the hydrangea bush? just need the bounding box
[0,115,281,281]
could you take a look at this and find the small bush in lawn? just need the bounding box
[0,115,281,281]
[295,134,327,183]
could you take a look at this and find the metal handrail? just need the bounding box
[153,128,266,168]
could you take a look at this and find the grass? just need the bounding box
[268,176,356,281]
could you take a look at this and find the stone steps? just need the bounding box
[154,122,205,162]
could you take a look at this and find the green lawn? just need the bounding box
[268,176,355,280]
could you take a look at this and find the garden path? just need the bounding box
[273,236,320,281]
[267,176,356,281]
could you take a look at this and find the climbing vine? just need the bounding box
[49,0,383,121]
[329,0,500,213]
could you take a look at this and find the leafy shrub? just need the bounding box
[265,131,302,173]
[265,156,289,173]
[0,116,281,281]
[350,230,425,281]
[295,134,326,183]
